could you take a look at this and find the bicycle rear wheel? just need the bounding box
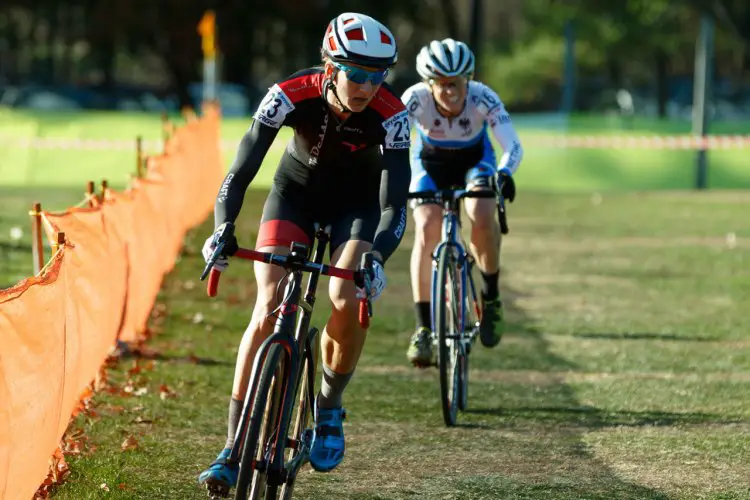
[235,343,287,500]
[457,348,469,412]
[458,263,481,411]
[435,244,462,426]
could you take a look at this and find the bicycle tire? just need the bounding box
[279,328,319,500]
[235,343,286,500]
[435,244,461,426]
[458,350,469,412]
[458,264,480,411]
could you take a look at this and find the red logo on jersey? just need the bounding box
[342,142,367,152]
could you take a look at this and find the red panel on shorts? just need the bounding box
[256,220,311,249]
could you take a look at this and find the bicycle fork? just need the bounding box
[229,277,303,476]
[430,244,480,357]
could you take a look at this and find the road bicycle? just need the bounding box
[407,188,508,426]
[200,221,373,499]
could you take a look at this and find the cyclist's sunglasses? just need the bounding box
[332,61,389,85]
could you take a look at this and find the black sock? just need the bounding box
[415,301,431,329]
[225,398,244,450]
[481,271,500,301]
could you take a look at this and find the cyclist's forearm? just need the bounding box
[214,121,279,228]
[488,112,523,175]
[371,149,410,264]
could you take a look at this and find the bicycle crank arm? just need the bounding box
[284,429,313,480]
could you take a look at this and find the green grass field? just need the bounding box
[1,110,749,498]
[3,186,748,499]
[1,108,749,190]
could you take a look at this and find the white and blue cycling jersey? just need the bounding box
[401,80,523,192]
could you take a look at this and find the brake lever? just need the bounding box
[200,240,226,281]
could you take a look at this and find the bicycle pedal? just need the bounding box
[206,483,230,499]
[302,428,314,446]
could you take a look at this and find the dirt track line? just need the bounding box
[358,365,750,384]
[501,333,750,348]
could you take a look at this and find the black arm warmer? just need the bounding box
[213,120,279,228]
[371,147,411,264]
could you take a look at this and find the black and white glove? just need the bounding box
[201,222,238,272]
[496,167,516,203]
[356,259,386,302]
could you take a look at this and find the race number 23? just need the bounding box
[393,117,410,143]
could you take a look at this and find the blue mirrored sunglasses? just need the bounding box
[332,61,389,85]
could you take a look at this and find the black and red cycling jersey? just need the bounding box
[214,67,411,264]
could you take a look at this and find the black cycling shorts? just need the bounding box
[256,180,380,258]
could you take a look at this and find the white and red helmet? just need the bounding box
[322,13,398,69]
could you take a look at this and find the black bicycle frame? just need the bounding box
[229,224,332,477]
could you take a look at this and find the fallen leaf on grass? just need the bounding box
[101,404,126,414]
[151,302,168,319]
[50,448,70,483]
[62,437,83,456]
[94,366,109,390]
[128,361,142,376]
[159,384,177,400]
[121,435,139,451]
[34,448,70,498]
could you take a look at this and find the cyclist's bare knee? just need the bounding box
[328,240,371,322]
[465,197,495,232]
[247,245,290,335]
[412,204,441,248]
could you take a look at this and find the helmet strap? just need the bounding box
[325,72,352,114]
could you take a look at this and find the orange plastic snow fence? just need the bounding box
[0,103,224,499]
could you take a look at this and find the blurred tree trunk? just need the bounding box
[655,50,669,119]
[607,58,622,89]
[217,2,256,102]
[439,0,460,39]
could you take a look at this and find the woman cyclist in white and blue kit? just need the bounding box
[401,38,524,366]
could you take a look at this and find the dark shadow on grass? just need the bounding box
[0,242,32,253]
[466,406,747,428]
[572,331,715,342]
[118,343,232,367]
[467,278,672,499]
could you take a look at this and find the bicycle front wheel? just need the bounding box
[279,327,319,500]
[235,343,287,500]
[435,244,462,426]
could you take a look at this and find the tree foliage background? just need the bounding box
[1,0,748,115]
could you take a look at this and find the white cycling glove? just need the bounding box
[201,229,229,272]
[357,259,386,302]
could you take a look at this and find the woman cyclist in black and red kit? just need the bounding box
[198,12,411,496]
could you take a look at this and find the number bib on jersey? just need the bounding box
[382,110,411,149]
[253,84,295,128]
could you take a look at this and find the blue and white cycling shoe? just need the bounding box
[309,401,347,472]
[198,447,238,498]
